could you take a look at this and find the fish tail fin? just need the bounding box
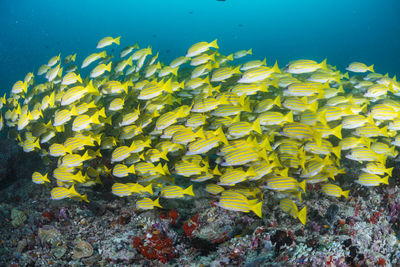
[247,48,253,55]
[216,127,229,145]
[128,164,135,174]
[368,64,374,72]
[272,61,281,74]
[246,165,257,177]
[299,180,306,193]
[153,197,162,208]
[127,57,133,66]
[380,125,388,137]
[106,62,112,72]
[260,136,272,151]
[100,51,107,58]
[367,113,375,125]
[72,53,77,61]
[160,150,169,161]
[129,140,137,151]
[144,184,153,195]
[155,163,165,175]
[82,150,91,161]
[319,58,328,71]
[308,100,318,113]
[252,118,262,134]
[195,127,206,139]
[250,201,262,218]
[332,124,342,140]
[381,175,389,185]
[34,138,41,149]
[114,36,121,45]
[233,66,241,74]
[242,98,252,112]
[261,57,267,65]
[332,146,341,159]
[162,163,170,175]
[212,165,222,175]
[91,112,100,124]
[387,167,393,177]
[317,109,327,126]
[342,190,350,199]
[81,194,89,203]
[284,111,293,123]
[55,125,64,132]
[183,185,195,196]
[43,173,50,183]
[209,39,218,49]
[298,206,307,225]
[171,66,179,76]
[69,184,78,196]
[273,95,281,107]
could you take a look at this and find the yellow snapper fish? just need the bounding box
[280,198,307,225]
[346,62,374,73]
[160,185,195,199]
[241,58,267,71]
[321,183,349,199]
[215,191,262,218]
[96,36,120,49]
[7,38,400,226]
[81,51,107,68]
[111,141,137,163]
[120,43,139,58]
[90,62,112,78]
[47,53,61,67]
[112,182,153,197]
[285,59,327,74]
[136,197,162,210]
[185,39,218,58]
[61,72,82,85]
[50,184,89,202]
[233,48,252,59]
[361,162,393,176]
[355,172,389,187]
[237,62,281,83]
[32,172,50,184]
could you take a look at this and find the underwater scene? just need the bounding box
[1,0,400,266]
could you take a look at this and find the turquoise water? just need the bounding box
[1,0,399,91]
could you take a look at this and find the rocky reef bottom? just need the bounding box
[1,176,400,266]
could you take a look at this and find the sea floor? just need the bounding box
[1,149,400,266]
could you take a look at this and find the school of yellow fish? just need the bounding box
[2,36,399,225]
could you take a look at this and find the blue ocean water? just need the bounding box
[0,0,399,92]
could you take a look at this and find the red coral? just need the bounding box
[133,229,177,263]
[326,255,333,266]
[182,214,199,237]
[169,210,179,225]
[42,211,54,221]
[376,258,386,266]
[159,212,168,220]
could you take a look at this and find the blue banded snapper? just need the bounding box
[97,36,120,49]
[51,185,89,202]
[280,198,307,225]
[160,185,195,199]
[355,172,389,187]
[215,191,262,218]
[6,37,400,225]
[136,197,162,210]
